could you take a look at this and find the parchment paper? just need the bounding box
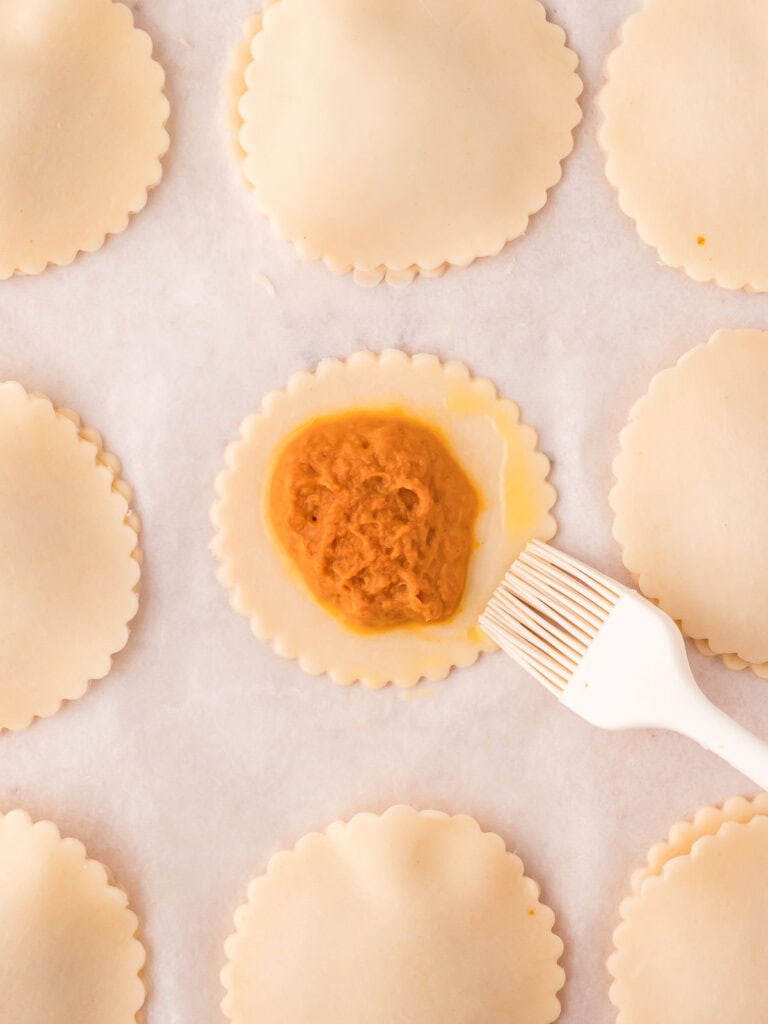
[2,1,768,1021]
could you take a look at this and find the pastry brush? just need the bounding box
[479,540,768,789]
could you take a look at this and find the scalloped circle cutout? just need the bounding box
[600,0,768,291]
[231,0,582,284]
[0,382,141,731]
[222,806,565,1024]
[211,350,557,688]
[0,0,169,278]
[611,329,768,676]
[0,809,146,1024]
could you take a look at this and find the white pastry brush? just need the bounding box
[479,540,768,789]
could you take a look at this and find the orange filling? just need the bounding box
[269,413,478,630]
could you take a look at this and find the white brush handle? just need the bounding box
[563,595,768,790]
[674,690,768,791]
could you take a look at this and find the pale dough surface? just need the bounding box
[211,350,556,688]
[611,329,768,674]
[609,802,768,1023]
[226,7,442,286]
[0,382,141,731]
[234,0,582,284]
[0,0,169,278]
[226,10,268,183]
[691,635,768,680]
[600,0,768,291]
[629,793,768,894]
[0,809,145,1024]
[222,806,564,1024]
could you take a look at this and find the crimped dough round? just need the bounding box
[0,0,169,278]
[211,350,557,688]
[232,0,582,284]
[610,799,768,1024]
[222,807,565,1024]
[600,0,768,291]
[0,383,141,731]
[611,329,768,675]
[0,809,146,1024]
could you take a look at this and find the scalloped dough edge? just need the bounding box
[224,10,450,286]
[1,383,142,732]
[221,805,565,1023]
[211,349,557,689]
[609,331,768,680]
[629,792,768,894]
[608,799,768,1017]
[597,0,767,293]
[0,807,147,1020]
[228,0,582,286]
[0,0,170,280]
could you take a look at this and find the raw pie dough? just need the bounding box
[211,350,557,688]
[0,0,169,278]
[609,796,768,1023]
[0,382,141,731]
[222,806,565,1024]
[600,0,768,291]
[611,329,768,678]
[230,0,582,285]
[0,809,145,1024]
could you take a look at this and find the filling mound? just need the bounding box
[269,413,478,630]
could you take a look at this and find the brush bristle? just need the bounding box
[479,540,622,695]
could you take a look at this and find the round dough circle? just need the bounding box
[0,0,169,278]
[222,806,565,1024]
[609,804,768,1024]
[0,382,141,731]
[611,329,768,674]
[0,809,146,1024]
[234,0,582,284]
[211,350,557,688]
[600,0,768,291]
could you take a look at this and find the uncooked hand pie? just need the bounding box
[611,329,768,678]
[600,0,768,291]
[0,383,141,731]
[211,350,557,688]
[609,796,768,1023]
[0,809,145,1024]
[228,0,582,284]
[222,806,565,1024]
[0,0,169,278]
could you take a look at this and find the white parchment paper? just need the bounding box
[2,1,768,1021]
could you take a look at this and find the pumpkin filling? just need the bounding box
[269,413,478,630]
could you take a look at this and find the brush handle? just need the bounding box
[560,594,768,790]
[674,691,768,791]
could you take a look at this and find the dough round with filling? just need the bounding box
[231,0,582,285]
[211,350,557,688]
[0,382,141,731]
[609,800,768,1023]
[222,806,565,1024]
[0,809,145,1024]
[611,329,768,675]
[600,0,768,291]
[0,0,169,278]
